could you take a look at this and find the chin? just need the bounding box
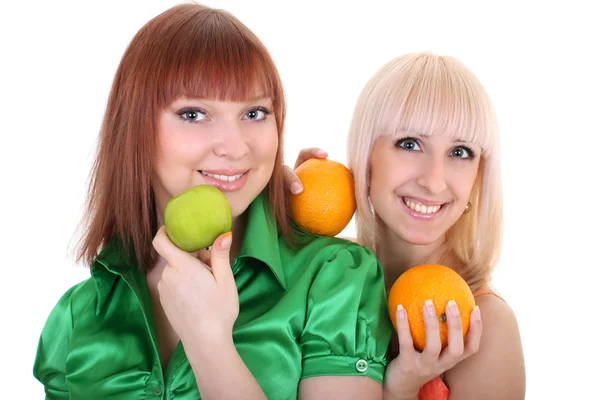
[224,187,264,219]
[395,229,443,246]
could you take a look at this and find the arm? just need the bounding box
[33,284,82,399]
[153,228,267,400]
[445,294,525,399]
[185,336,266,400]
[297,245,392,400]
[299,376,382,399]
[383,300,483,400]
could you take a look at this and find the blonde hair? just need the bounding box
[347,52,503,291]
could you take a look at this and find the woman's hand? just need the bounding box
[383,301,483,399]
[283,147,328,194]
[152,227,238,345]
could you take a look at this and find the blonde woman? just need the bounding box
[286,53,525,399]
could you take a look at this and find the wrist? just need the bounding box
[383,385,418,400]
[182,331,235,363]
[383,371,420,400]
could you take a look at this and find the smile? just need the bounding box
[198,169,249,192]
[199,171,246,182]
[402,197,444,215]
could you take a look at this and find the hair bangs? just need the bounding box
[157,11,276,106]
[375,55,494,156]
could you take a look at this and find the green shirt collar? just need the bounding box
[237,192,286,289]
[91,192,286,315]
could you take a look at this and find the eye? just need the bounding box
[450,146,474,159]
[178,108,208,123]
[243,107,272,121]
[395,137,421,151]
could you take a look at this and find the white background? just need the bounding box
[1,1,598,398]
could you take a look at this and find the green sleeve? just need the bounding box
[33,283,85,399]
[300,244,393,384]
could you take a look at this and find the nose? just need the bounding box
[416,156,448,194]
[213,121,250,160]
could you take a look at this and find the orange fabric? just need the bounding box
[418,376,449,400]
[417,288,504,399]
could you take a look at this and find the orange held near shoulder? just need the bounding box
[289,158,356,236]
[387,264,475,351]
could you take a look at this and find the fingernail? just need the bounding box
[291,182,303,194]
[448,299,459,317]
[425,299,435,317]
[221,232,232,250]
[473,305,481,322]
[397,304,406,319]
[318,149,328,157]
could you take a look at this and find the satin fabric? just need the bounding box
[34,194,392,399]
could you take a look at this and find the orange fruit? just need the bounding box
[387,264,475,351]
[289,158,356,236]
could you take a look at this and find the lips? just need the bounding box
[198,169,249,192]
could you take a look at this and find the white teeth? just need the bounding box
[403,198,442,214]
[201,171,244,182]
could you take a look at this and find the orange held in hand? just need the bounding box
[289,158,356,236]
[387,264,475,351]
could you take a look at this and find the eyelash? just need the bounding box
[395,137,476,160]
[177,107,208,124]
[176,106,273,124]
[244,106,272,123]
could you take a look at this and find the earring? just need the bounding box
[464,202,472,215]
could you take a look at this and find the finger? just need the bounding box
[192,248,212,267]
[462,306,483,358]
[284,165,303,195]
[420,299,442,363]
[152,226,198,268]
[209,232,234,283]
[438,300,465,367]
[294,147,328,169]
[396,305,416,360]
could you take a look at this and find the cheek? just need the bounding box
[252,127,279,161]
[450,163,479,200]
[370,151,416,189]
[157,129,210,167]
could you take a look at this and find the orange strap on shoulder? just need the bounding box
[473,289,505,302]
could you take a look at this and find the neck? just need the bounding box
[375,216,445,292]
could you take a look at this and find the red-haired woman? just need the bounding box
[33,4,392,399]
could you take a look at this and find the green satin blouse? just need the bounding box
[33,194,392,399]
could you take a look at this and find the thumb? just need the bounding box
[284,165,303,195]
[210,232,234,283]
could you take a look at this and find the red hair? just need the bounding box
[76,4,289,270]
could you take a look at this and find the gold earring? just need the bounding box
[464,202,472,214]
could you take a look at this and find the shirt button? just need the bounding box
[154,383,163,397]
[355,359,369,373]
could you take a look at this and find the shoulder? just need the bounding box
[444,289,526,399]
[46,278,98,324]
[287,231,380,272]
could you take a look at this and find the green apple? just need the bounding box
[164,185,232,252]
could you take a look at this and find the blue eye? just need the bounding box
[395,138,421,151]
[178,108,207,123]
[450,146,474,159]
[243,107,272,121]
